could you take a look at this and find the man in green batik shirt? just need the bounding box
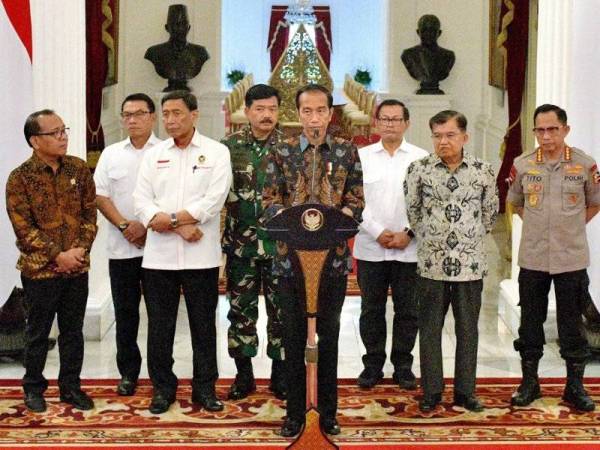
[221,84,287,401]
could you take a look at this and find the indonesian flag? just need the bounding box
[0,0,32,306]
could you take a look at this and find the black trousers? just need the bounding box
[357,259,418,372]
[418,277,482,397]
[143,268,219,397]
[279,274,346,422]
[515,268,590,362]
[21,273,88,395]
[109,257,145,381]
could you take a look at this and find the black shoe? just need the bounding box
[511,380,541,406]
[393,369,418,390]
[227,374,256,400]
[454,393,484,412]
[563,382,596,412]
[149,392,175,414]
[419,393,442,412]
[357,367,383,388]
[321,416,341,435]
[280,417,304,437]
[192,391,224,412]
[116,378,137,396]
[24,392,46,413]
[60,389,94,410]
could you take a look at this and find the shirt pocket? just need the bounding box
[107,168,129,196]
[524,182,544,212]
[562,183,584,214]
[362,172,382,200]
[189,162,215,194]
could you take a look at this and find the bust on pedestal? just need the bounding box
[401,15,455,95]
[144,4,210,92]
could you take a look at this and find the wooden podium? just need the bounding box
[264,203,359,448]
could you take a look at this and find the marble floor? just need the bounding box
[2,218,599,382]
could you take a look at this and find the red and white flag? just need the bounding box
[0,0,32,306]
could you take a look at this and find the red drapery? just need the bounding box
[86,0,109,155]
[314,6,332,68]
[496,0,530,213]
[267,5,289,71]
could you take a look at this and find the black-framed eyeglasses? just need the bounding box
[377,117,405,126]
[35,127,70,139]
[121,110,151,120]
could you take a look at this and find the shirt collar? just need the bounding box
[126,133,160,150]
[432,149,471,169]
[242,125,281,147]
[29,152,63,172]
[166,128,201,150]
[300,133,333,152]
[373,138,409,155]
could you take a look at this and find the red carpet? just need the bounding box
[1,378,599,449]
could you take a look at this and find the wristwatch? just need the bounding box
[404,227,415,238]
[118,221,128,232]
[170,213,179,229]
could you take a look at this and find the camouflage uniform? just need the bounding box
[222,125,285,360]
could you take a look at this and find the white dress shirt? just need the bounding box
[94,134,161,259]
[133,130,232,270]
[353,139,428,262]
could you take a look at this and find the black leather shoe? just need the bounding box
[24,392,46,413]
[454,393,484,412]
[419,393,442,412]
[393,369,418,390]
[60,389,94,410]
[227,375,256,400]
[280,417,304,437]
[192,391,224,412]
[269,377,287,400]
[117,378,137,396]
[149,392,175,414]
[321,417,341,435]
[357,367,383,388]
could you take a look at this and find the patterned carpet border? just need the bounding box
[1,378,600,448]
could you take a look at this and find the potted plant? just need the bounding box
[354,68,372,88]
[226,69,246,88]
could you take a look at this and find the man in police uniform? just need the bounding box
[507,104,600,412]
[221,84,287,400]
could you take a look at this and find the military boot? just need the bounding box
[563,360,595,412]
[511,359,541,406]
[228,356,256,400]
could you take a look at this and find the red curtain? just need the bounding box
[496,0,530,213]
[267,5,289,70]
[314,6,332,68]
[86,0,108,155]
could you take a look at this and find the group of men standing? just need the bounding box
[5,81,598,438]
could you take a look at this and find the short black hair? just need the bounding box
[245,84,281,107]
[429,110,467,131]
[295,84,333,110]
[161,90,198,111]
[418,14,441,31]
[121,93,155,113]
[375,99,409,120]
[534,103,567,125]
[24,109,56,148]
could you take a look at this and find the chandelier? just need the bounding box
[284,0,316,25]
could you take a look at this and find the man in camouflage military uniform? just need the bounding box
[222,84,287,400]
[508,104,600,412]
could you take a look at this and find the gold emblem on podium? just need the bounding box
[529,194,538,207]
[301,208,324,231]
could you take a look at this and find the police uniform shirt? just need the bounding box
[507,146,600,274]
[133,130,232,270]
[94,134,161,259]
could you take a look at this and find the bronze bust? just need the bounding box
[145,4,210,92]
[401,15,455,95]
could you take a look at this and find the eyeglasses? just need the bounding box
[121,110,151,120]
[35,127,70,139]
[431,132,463,141]
[377,117,405,126]
[532,126,562,136]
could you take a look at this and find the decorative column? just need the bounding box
[31,0,113,340]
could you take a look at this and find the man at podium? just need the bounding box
[261,84,364,437]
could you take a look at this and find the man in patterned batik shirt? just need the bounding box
[221,84,287,401]
[404,110,498,414]
[262,84,364,437]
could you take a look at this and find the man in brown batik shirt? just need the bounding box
[6,109,97,413]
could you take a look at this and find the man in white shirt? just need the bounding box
[354,99,428,390]
[94,93,161,397]
[133,91,232,414]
